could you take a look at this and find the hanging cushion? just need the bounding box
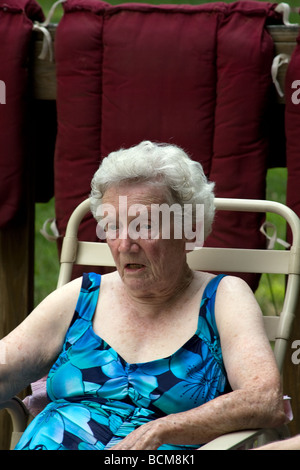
[0,0,44,227]
[100,2,225,171]
[54,0,107,253]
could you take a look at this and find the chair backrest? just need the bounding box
[57,197,300,373]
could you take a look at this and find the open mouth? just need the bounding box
[125,263,145,270]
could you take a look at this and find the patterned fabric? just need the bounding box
[15,272,229,450]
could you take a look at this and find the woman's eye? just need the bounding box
[139,223,152,235]
[106,224,118,238]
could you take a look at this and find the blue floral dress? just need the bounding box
[15,272,230,450]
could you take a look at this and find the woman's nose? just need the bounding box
[117,231,140,253]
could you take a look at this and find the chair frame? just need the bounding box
[2,197,300,449]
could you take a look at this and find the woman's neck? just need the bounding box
[121,265,196,317]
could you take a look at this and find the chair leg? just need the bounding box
[0,397,29,449]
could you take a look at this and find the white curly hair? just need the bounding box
[90,141,215,239]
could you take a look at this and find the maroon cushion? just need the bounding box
[0,0,44,227]
[100,2,225,172]
[54,0,106,245]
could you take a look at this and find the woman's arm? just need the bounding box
[111,276,287,449]
[255,434,300,450]
[0,278,82,402]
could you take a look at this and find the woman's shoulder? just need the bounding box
[100,270,121,287]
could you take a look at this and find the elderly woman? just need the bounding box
[1,141,285,450]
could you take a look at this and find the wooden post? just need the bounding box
[283,296,300,437]
[0,162,35,451]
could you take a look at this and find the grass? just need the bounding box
[34,199,59,305]
[33,0,291,313]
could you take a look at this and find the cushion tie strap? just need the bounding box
[260,221,290,250]
[33,0,66,61]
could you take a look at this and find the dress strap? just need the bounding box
[65,273,101,346]
[77,272,102,322]
[202,274,227,301]
[196,274,227,370]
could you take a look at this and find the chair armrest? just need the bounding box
[199,426,290,450]
[0,397,29,433]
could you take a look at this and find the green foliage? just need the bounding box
[255,168,288,315]
[34,199,59,305]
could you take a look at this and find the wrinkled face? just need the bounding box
[101,182,189,299]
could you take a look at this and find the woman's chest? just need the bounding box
[93,294,201,364]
